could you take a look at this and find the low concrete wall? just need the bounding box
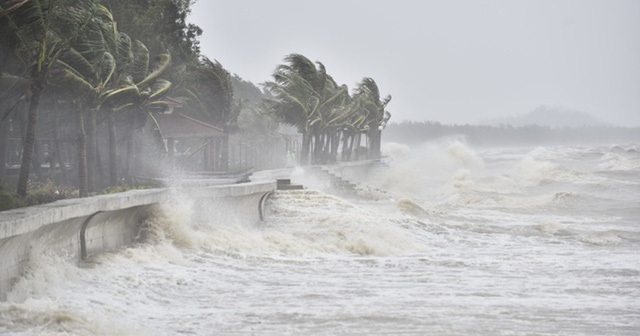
[0,180,275,300]
[0,189,174,240]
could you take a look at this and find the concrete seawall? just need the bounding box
[0,180,275,300]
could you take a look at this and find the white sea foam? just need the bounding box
[2,142,639,335]
[6,250,82,303]
[376,140,484,200]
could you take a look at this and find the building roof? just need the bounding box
[153,113,224,139]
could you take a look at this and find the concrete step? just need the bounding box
[277,184,305,190]
[275,178,305,190]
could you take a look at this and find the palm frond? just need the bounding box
[129,39,149,83]
[101,84,139,103]
[148,78,172,99]
[59,65,95,96]
[0,0,29,17]
[98,51,116,86]
[0,73,28,99]
[136,53,170,88]
[111,102,134,112]
[57,47,95,81]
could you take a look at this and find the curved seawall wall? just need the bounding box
[0,180,276,300]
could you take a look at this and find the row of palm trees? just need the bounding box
[1,2,393,200]
[264,54,391,165]
[0,1,241,198]
[1,0,179,197]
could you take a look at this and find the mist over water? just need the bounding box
[1,141,639,335]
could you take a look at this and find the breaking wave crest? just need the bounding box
[2,141,639,335]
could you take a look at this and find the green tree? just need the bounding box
[1,0,100,197]
[52,4,138,192]
[56,4,128,191]
[238,105,284,169]
[264,54,327,165]
[183,57,235,170]
[101,0,201,65]
[101,45,172,180]
[265,53,364,165]
[354,77,391,160]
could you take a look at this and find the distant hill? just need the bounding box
[484,106,608,128]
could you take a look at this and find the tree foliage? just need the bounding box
[1,1,392,202]
[0,0,199,198]
[264,53,391,165]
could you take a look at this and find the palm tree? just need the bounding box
[100,43,172,180]
[265,53,375,165]
[54,5,122,191]
[0,66,28,181]
[354,77,391,160]
[1,0,99,197]
[59,33,171,185]
[265,54,333,165]
[310,79,352,164]
[237,105,283,169]
[56,5,146,189]
[184,57,235,170]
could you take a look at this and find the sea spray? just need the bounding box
[377,140,484,200]
[6,250,82,303]
[1,143,638,335]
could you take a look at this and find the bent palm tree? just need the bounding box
[354,77,391,159]
[265,54,336,165]
[101,45,172,180]
[1,0,99,197]
[56,4,126,192]
[184,57,235,170]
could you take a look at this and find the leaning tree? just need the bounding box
[353,77,391,160]
[1,0,100,197]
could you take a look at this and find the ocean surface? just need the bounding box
[1,141,639,335]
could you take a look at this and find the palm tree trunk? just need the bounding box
[48,143,62,182]
[313,132,323,164]
[76,109,88,197]
[370,129,381,160]
[322,132,330,158]
[96,144,104,189]
[55,138,68,184]
[125,135,133,182]
[322,132,330,163]
[331,132,340,163]
[300,131,311,166]
[16,74,44,197]
[107,113,117,186]
[31,135,43,181]
[0,119,8,180]
[343,133,349,161]
[221,127,229,171]
[86,108,97,192]
[353,133,361,160]
[49,115,67,184]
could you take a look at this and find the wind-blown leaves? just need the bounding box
[0,0,29,17]
[2,0,103,197]
[148,79,172,100]
[0,73,28,100]
[265,54,391,164]
[355,77,392,128]
[137,53,170,88]
[129,40,149,83]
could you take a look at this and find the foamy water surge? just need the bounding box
[1,142,639,335]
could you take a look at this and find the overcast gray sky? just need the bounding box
[188,0,640,126]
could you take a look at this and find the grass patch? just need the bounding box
[0,180,153,212]
[100,184,152,195]
[0,182,25,211]
[23,180,77,206]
